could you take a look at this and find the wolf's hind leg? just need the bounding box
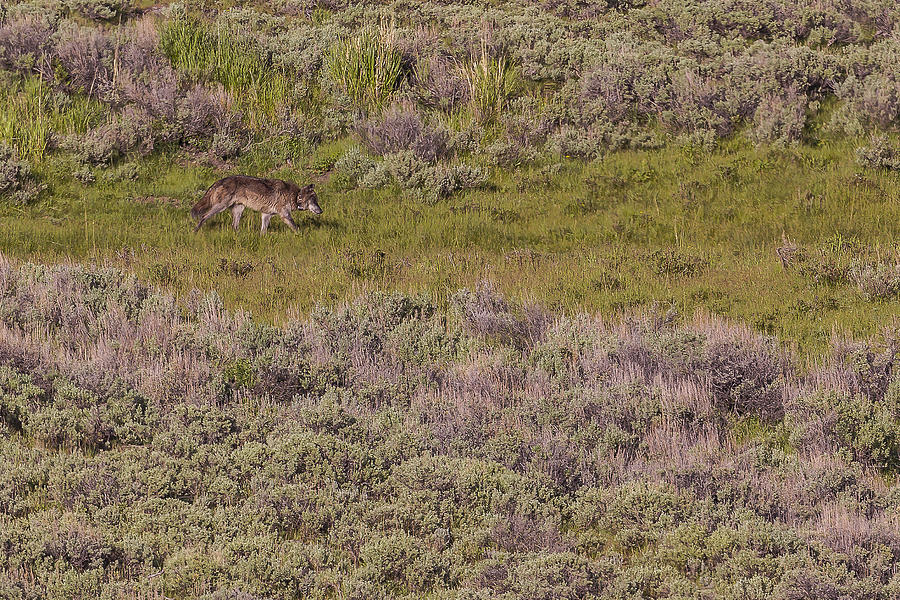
[231,204,245,231]
[193,203,229,232]
[194,213,212,232]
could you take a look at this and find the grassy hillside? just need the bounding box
[1,0,900,597]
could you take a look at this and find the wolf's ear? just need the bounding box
[302,184,315,193]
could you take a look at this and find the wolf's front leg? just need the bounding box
[261,213,273,233]
[279,212,299,232]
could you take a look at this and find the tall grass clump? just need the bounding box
[462,43,519,125]
[159,15,290,122]
[0,75,105,163]
[0,76,49,162]
[159,16,255,86]
[327,24,402,113]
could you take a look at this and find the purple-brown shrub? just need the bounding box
[357,102,450,163]
[0,142,44,203]
[451,282,549,348]
[414,53,468,111]
[53,21,114,95]
[0,16,54,76]
[0,258,899,596]
[577,34,673,127]
[751,87,809,146]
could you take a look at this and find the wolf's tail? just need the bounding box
[191,188,214,221]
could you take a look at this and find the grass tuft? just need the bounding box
[461,42,519,124]
[0,76,49,163]
[159,15,293,123]
[326,23,402,114]
[0,75,102,163]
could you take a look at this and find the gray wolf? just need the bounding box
[191,175,322,233]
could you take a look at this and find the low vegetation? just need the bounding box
[0,257,899,598]
[327,25,403,114]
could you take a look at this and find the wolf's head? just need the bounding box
[296,184,322,215]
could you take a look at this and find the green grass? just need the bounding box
[327,24,402,114]
[159,15,295,123]
[2,135,898,355]
[0,77,49,162]
[462,43,520,124]
[0,75,104,163]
